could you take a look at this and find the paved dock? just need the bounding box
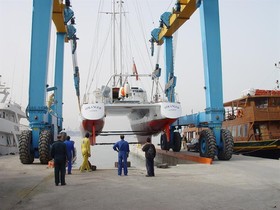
[0,153,280,210]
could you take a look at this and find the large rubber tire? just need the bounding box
[39,130,52,164]
[199,129,217,159]
[217,129,234,160]
[19,130,34,164]
[160,133,169,150]
[172,132,182,152]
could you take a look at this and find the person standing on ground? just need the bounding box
[142,137,156,177]
[64,135,75,174]
[182,135,187,150]
[51,133,67,186]
[113,135,130,176]
[80,132,92,172]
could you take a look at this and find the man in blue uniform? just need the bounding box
[64,135,75,174]
[113,135,130,176]
[51,133,67,186]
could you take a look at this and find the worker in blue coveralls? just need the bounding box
[113,135,130,176]
[64,136,75,174]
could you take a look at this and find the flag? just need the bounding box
[132,59,139,81]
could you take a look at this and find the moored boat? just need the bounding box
[223,88,280,159]
[0,77,28,155]
[80,73,182,144]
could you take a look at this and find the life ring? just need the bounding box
[237,109,244,118]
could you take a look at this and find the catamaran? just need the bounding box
[79,1,181,145]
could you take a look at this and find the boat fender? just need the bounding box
[119,87,125,98]
[124,82,130,97]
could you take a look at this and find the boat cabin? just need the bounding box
[223,89,280,142]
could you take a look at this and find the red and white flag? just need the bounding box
[132,59,139,81]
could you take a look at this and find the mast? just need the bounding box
[119,0,123,86]
[112,0,116,87]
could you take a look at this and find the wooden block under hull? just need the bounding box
[114,161,131,168]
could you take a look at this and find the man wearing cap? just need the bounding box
[51,133,67,186]
[113,135,130,176]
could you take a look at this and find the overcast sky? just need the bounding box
[1,0,280,130]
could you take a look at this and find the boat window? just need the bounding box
[232,126,236,137]
[243,124,248,137]
[237,125,242,137]
[255,98,268,108]
[270,98,280,107]
[7,136,10,146]
[12,114,15,122]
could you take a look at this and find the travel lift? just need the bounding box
[19,0,81,164]
[151,0,233,160]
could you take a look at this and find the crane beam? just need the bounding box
[52,0,67,33]
[152,0,201,45]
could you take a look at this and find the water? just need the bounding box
[71,135,146,169]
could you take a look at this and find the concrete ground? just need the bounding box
[0,154,280,210]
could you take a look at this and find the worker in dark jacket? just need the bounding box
[142,137,156,177]
[113,135,130,176]
[64,135,75,174]
[51,133,67,186]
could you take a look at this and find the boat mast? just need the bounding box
[119,0,123,87]
[275,61,280,90]
[112,0,116,87]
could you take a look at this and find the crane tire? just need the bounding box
[217,129,234,160]
[19,130,34,164]
[199,129,217,159]
[172,132,181,152]
[39,130,52,164]
[160,133,169,150]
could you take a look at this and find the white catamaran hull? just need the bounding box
[80,103,105,145]
[80,101,181,144]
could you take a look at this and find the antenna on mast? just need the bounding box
[275,62,280,89]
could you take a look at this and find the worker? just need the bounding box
[182,135,187,150]
[113,135,130,176]
[51,133,67,186]
[142,137,156,177]
[79,132,92,172]
[47,93,55,109]
[64,135,75,174]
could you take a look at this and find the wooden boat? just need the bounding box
[223,88,280,159]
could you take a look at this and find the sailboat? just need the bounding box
[80,1,182,145]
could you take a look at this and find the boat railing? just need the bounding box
[19,124,30,131]
[151,91,179,103]
[105,73,152,88]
